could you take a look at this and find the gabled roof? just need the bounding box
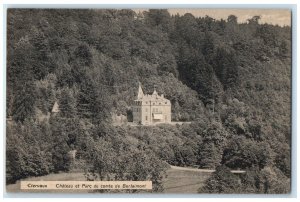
[51,101,60,113]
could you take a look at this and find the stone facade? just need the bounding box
[132,83,171,125]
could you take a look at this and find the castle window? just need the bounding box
[159,103,161,105]
[165,102,167,104]
[145,116,148,121]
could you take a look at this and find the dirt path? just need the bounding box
[170,165,245,174]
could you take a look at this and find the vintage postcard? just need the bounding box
[6,8,291,194]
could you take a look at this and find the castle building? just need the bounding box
[132,83,171,125]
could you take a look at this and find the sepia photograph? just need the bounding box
[5,8,292,194]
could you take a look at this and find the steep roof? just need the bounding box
[137,82,144,99]
[135,84,170,103]
[51,101,60,113]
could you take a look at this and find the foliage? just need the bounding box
[199,165,241,193]
[222,136,273,170]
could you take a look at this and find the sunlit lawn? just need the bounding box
[163,168,211,193]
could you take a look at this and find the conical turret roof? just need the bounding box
[137,82,144,99]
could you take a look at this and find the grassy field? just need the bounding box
[163,168,211,193]
[6,167,211,194]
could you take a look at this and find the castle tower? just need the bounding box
[132,83,171,125]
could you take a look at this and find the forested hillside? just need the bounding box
[6,9,291,193]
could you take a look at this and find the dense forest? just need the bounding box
[6,9,291,193]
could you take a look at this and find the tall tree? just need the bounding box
[10,37,36,122]
[213,48,239,90]
[59,87,77,118]
[199,165,241,193]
